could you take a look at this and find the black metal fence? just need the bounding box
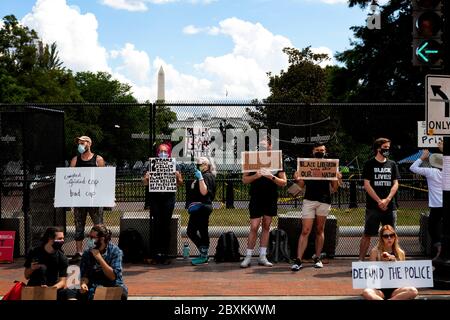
[0,102,434,259]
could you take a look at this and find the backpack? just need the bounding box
[267,229,291,263]
[214,231,241,262]
[118,228,145,263]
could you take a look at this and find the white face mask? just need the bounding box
[87,238,96,250]
[78,144,86,154]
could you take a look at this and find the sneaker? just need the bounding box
[191,256,209,266]
[291,258,303,271]
[258,255,273,267]
[240,256,252,268]
[69,252,82,264]
[313,256,323,268]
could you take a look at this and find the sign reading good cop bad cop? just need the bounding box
[352,260,433,289]
[297,158,339,180]
[148,158,177,192]
[54,167,116,207]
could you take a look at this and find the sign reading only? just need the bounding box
[426,74,450,136]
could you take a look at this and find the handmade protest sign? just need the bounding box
[352,260,433,289]
[0,231,15,263]
[54,167,116,207]
[297,158,339,180]
[185,126,210,158]
[241,150,283,173]
[148,158,177,192]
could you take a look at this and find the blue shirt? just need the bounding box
[80,242,128,297]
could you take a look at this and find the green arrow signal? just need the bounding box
[416,41,439,62]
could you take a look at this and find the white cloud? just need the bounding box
[22,0,109,72]
[183,25,220,35]
[111,43,151,83]
[310,46,334,68]
[100,0,215,12]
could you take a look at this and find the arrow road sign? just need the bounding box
[426,75,450,136]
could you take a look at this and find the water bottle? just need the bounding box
[183,242,190,259]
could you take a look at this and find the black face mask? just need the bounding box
[380,148,390,158]
[52,240,64,251]
[314,152,325,159]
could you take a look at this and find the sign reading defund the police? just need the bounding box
[426,75,450,136]
[54,167,116,207]
[352,260,433,289]
[297,158,339,180]
[148,158,177,192]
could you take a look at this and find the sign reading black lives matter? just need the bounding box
[297,158,339,180]
[148,158,177,192]
[352,260,433,289]
[54,167,116,207]
[185,127,210,158]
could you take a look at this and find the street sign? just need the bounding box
[418,121,443,147]
[426,75,450,136]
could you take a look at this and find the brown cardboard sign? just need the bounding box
[241,150,283,173]
[297,158,339,180]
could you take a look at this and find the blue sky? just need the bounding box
[0,0,379,101]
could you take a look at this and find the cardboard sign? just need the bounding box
[241,150,283,173]
[21,287,57,300]
[0,231,15,263]
[67,265,81,289]
[418,121,443,148]
[54,167,116,207]
[297,158,339,180]
[352,260,433,289]
[148,158,177,192]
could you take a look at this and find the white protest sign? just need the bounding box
[185,126,210,158]
[352,260,433,289]
[418,121,443,148]
[148,158,177,192]
[297,158,339,180]
[66,265,81,289]
[54,167,116,207]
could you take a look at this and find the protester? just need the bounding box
[359,137,400,261]
[240,136,287,268]
[362,225,418,300]
[291,143,341,271]
[409,148,443,260]
[79,224,128,300]
[143,143,183,264]
[24,226,75,300]
[186,157,216,266]
[69,135,105,264]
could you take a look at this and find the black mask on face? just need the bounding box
[380,148,390,158]
[314,151,325,159]
[52,240,64,251]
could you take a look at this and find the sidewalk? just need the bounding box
[1,257,449,299]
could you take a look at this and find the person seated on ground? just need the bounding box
[79,224,128,300]
[362,225,418,300]
[24,226,76,300]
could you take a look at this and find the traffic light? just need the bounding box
[412,0,444,68]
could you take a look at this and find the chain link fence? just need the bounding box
[0,102,432,259]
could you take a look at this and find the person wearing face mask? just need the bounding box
[24,226,75,300]
[143,143,183,264]
[358,137,400,261]
[241,136,287,268]
[79,224,128,300]
[69,136,105,264]
[186,157,217,265]
[291,143,341,271]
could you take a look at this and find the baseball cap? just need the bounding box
[75,136,92,144]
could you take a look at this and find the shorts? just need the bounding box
[249,198,277,219]
[364,208,397,236]
[380,288,395,299]
[301,199,331,219]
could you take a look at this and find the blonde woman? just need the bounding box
[362,225,418,300]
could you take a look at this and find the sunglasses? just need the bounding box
[382,233,396,239]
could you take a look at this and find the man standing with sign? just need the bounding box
[69,136,105,264]
[240,136,287,268]
[358,138,400,261]
[291,143,340,271]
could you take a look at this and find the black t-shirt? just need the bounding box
[24,246,68,286]
[249,171,283,202]
[304,180,332,204]
[187,171,216,205]
[363,158,400,210]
